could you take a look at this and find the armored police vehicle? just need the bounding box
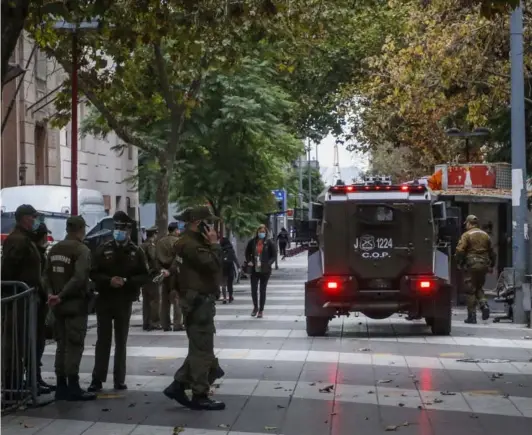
[305,176,453,336]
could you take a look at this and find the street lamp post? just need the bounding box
[53,20,100,215]
[445,127,491,163]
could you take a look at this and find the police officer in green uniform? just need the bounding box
[456,215,496,324]
[156,222,183,331]
[141,226,161,330]
[2,204,45,398]
[163,206,225,411]
[88,211,149,392]
[46,216,96,401]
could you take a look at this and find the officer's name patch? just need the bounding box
[50,255,71,264]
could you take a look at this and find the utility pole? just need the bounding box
[307,140,312,220]
[510,3,529,324]
[298,153,303,210]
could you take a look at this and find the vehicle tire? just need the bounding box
[306,316,329,337]
[430,285,452,335]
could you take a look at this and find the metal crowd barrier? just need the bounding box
[1,281,38,414]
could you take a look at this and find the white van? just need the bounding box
[0,185,108,241]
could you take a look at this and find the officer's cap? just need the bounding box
[15,204,39,221]
[174,206,219,223]
[146,225,158,236]
[66,215,88,231]
[112,210,134,226]
[168,222,179,232]
[465,215,479,226]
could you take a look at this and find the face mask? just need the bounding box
[31,220,40,231]
[113,230,127,242]
[258,232,266,239]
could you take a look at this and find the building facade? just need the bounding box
[1,33,62,187]
[2,33,139,220]
[59,107,139,219]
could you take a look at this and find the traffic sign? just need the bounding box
[272,189,285,202]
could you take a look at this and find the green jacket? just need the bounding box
[46,235,92,316]
[175,230,222,296]
[1,225,43,297]
[155,233,180,274]
[141,239,158,274]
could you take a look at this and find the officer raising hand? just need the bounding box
[88,211,150,393]
[163,206,226,411]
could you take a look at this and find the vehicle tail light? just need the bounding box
[414,279,437,292]
[326,280,339,290]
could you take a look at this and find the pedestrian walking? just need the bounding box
[163,206,225,411]
[45,216,96,401]
[155,222,184,331]
[220,236,238,303]
[140,226,161,331]
[32,222,55,392]
[1,204,47,398]
[245,224,277,318]
[455,215,496,324]
[88,211,149,392]
[277,227,290,259]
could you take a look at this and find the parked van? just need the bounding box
[0,185,107,241]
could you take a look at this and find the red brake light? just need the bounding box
[401,185,409,191]
[417,280,433,291]
[326,280,339,290]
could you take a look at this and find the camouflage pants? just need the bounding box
[142,283,160,328]
[54,314,88,377]
[174,299,221,396]
[160,278,182,329]
[463,269,488,312]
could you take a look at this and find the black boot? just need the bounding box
[55,376,69,401]
[464,312,477,324]
[67,375,97,401]
[189,394,226,411]
[163,380,191,408]
[480,303,490,321]
[114,382,128,390]
[87,379,103,393]
[38,376,56,393]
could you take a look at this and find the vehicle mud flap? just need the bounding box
[306,316,329,337]
[429,284,452,336]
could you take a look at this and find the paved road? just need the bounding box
[3,254,532,435]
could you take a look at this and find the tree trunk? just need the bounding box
[154,165,169,236]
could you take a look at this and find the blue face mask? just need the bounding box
[258,232,266,239]
[113,230,127,242]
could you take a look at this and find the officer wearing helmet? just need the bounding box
[88,211,149,392]
[163,206,225,411]
[455,215,496,324]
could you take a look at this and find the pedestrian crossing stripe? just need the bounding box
[42,346,532,375]
[38,372,532,418]
[89,313,532,331]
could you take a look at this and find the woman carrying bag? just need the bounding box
[245,225,277,318]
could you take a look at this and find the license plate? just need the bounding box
[354,235,393,250]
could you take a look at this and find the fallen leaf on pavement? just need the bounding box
[359,348,371,352]
[309,382,316,386]
[398,403,405,407]
[277,404,285,409]
[403,422,410,426]
[218,424,230,429]
[173,427,185,434]
[440,391,456,396]
[378,379,392,384]
[264,426,277,431]
[101,408,111,412]
[385,425,398,431]
[23,423,34,428]
[128,403,136,408]
[319,385,334,393]
[433,398,443,404]
[274,386,283,390]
